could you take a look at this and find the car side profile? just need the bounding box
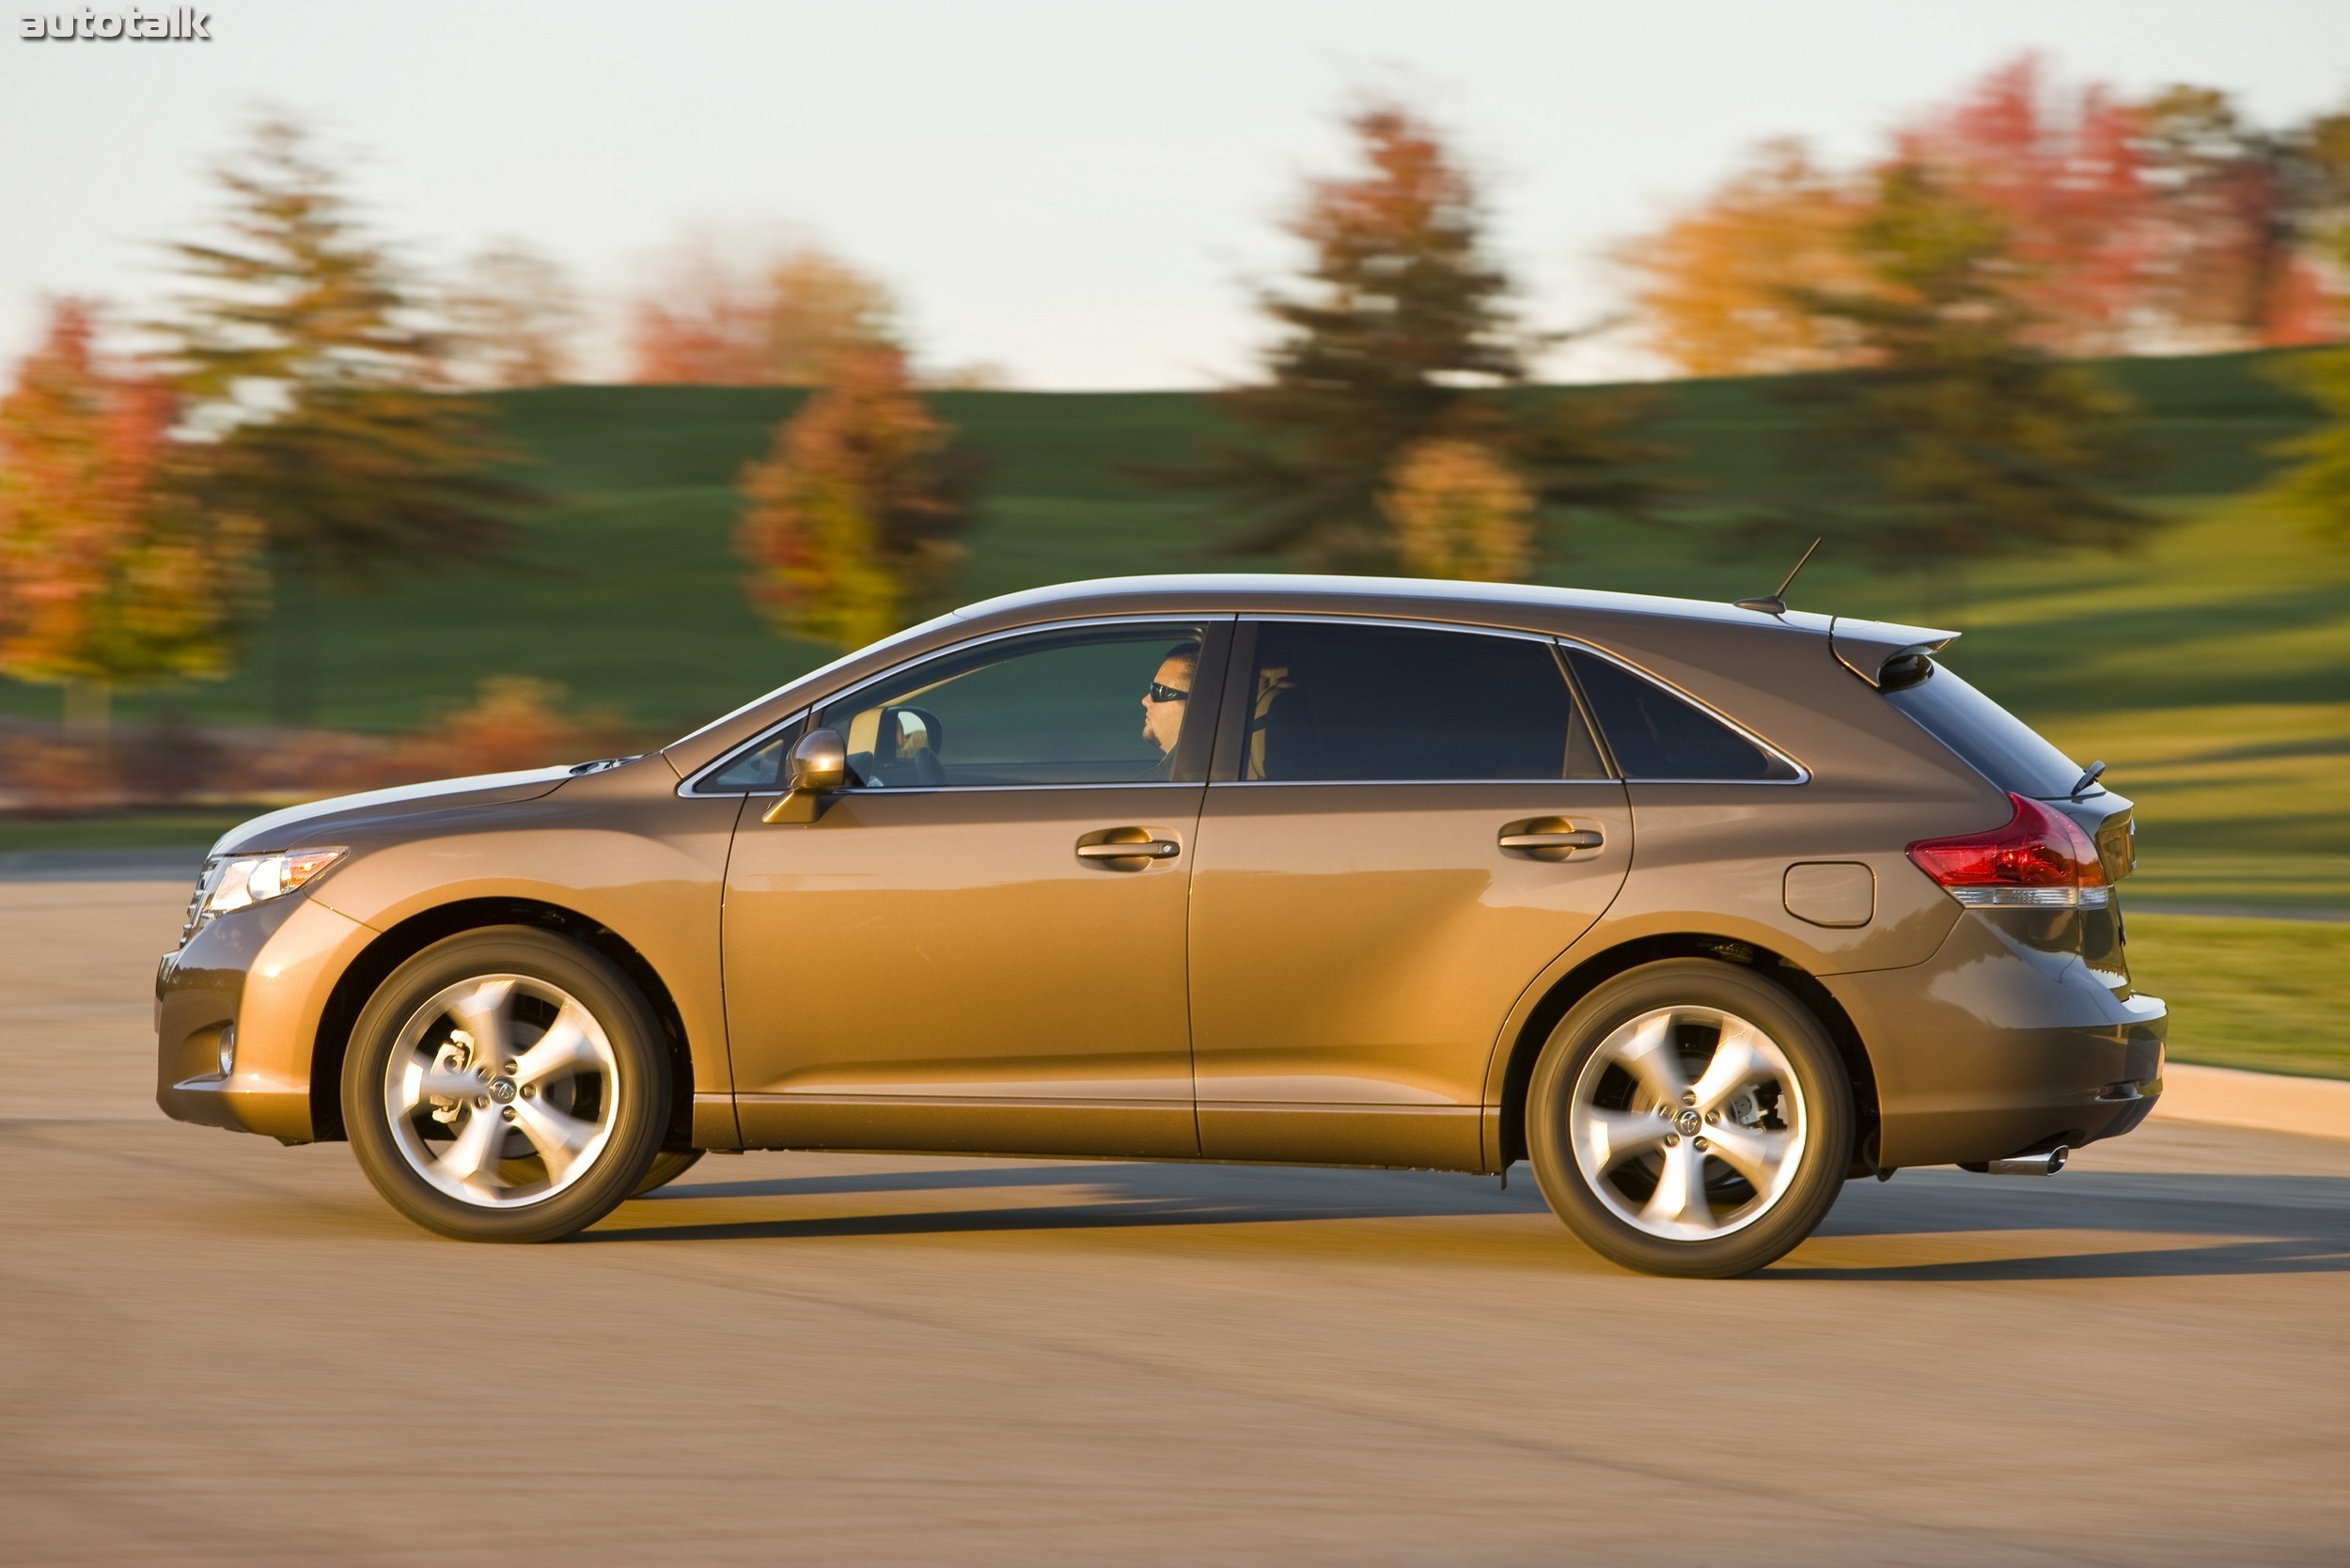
[156,574,2165,1277]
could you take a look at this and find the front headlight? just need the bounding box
[184,847,346,941]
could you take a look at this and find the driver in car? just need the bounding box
[1141,641,1198,774]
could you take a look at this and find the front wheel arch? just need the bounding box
[311,897,696,1153]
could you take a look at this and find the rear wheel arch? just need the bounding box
[1495,933,1881,1173]
[309,897,695,1153]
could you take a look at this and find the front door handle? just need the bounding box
[1498,819,1604,857]
[1076,833,1182,863]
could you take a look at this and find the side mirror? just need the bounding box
[763,728,847,823]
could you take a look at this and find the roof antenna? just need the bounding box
[1735,537,1821,617]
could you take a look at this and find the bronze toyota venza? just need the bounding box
[156,576,2164,1277]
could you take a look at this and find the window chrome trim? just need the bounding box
[1556,637,1812,787]
[1243,611,1560,645]
[677,613,1226,797]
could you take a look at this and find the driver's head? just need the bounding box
[1140,641,1198,755]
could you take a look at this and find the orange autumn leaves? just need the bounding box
[1622,56,2350,377]
[0,302,255,720]
[734,347,976,650]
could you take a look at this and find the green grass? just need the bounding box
[2126,913,2350,1079]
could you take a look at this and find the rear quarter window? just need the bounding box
[1563,647,1799,782]
[1883,660,2085,799]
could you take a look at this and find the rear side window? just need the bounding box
[1884,660,2085,800]
[1564,647,1797,782]
[1243,621,1604,782]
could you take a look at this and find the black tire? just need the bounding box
[630,1148,705,1198]
[1526,959,1853,1278]
[342,926,670,1243]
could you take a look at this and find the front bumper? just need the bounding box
[1826,907,2167,1170]
[155,892,372,1143]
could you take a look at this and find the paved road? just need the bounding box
[4,882,2346,1565]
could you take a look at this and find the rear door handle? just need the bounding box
[1498,822,1604,855]
[1076,836,1182,862]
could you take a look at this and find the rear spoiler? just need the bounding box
[1829,616,1958,689]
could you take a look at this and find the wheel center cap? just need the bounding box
[1674,1108,1702,1137]
[488,1077,517,1105]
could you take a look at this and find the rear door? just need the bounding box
[1186,619,1633,1170]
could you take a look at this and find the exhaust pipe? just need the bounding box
[1971,1144,2069,1176]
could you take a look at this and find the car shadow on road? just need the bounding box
[1778,1170,2350,1280]
[585,1160,1559,1247]
[588,1162,2350,1279]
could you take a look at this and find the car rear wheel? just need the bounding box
[343,926,669,1243]
[631,1149,705,1198]
[1526,959,1853,1278]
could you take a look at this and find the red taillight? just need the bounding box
[1908,793,2108,907]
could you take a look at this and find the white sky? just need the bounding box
[3,0,2346,388]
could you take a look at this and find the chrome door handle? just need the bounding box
[1076,839,1181,861]
[1498,827,1604,852]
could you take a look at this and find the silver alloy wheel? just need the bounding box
[382,973,621,1209]
[1568,1004,1809,1242]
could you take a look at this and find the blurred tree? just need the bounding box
[735,347,976,649]
[2134,86,2347,348]
[1894,55,2161,356]
[1615,139,1873,376]
[0,300,257,733]
[154,116,525,726]
[626,237,900,385]
[2262,150,2350,546]
[440,240,586,388]
[1379,437,1533,581]
[1778,162,2145,609]
[2266,349,2350,545]
[1166,101,1661,570]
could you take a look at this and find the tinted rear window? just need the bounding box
[1564,648,1796,781]
[1245,621,1600,782]
[1884,660,2085,799]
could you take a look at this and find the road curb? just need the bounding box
[2154,1062,2350,1140]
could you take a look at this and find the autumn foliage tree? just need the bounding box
[1779,163,2144,605]
[1379,438,1533,582]
[627,238,901,386]
[2263,175,2350,546]
[1173,101,1660,570]
[0,300,255,730]
[2135,87,2350,348]
[440,240,586,389]
[1615,140,1872,377]
[1623,58,2349,376]
[735,347,975,650]
[155,117,525,725]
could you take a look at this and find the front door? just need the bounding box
[1188,619,1633,1170]
[723,619,1229,1157]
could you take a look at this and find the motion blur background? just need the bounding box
[3,0,2348,1076]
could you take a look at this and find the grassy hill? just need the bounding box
[6,350,2346,893]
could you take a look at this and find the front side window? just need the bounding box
[1563,646,1798,782]
[1241,620,1601,783]
[813,623,1213,788]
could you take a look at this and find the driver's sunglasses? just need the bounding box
[1144,682,1190,704]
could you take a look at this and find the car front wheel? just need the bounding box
[343,926,670,1243]
[1526,959,1853,1278]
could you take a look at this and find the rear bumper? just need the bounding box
[1827,909,2167,1169]
[155,894,371,1144]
